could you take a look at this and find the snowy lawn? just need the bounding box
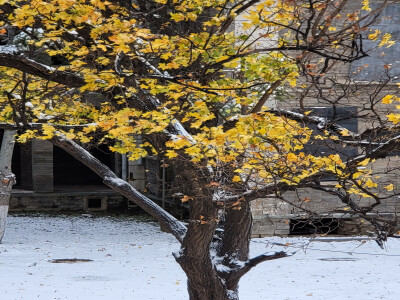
[1,214,399,300]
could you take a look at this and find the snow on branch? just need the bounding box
[0,49,85,87]
[135,49,174,80]
[226,107,388,147]
[268,108,361,139]
[134,56,197,144]
[0,45,18,55]
[349,133,400,165]
[0,122,97,131]
[51,134,187,243]
[227,251,289,281]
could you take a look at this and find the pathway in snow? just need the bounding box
[0,214,399,300]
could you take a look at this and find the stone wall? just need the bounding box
[250,0,400,236]
[9,192,126,212]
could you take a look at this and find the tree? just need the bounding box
[0,0,399,299]
[0,130,16,242]
[0,3,17,243]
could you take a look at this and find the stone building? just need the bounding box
[8,137,161,212]
[251,0,400,236]
[7,0,400,238]
[9,139,126,211]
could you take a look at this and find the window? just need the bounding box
[302,106,358,159]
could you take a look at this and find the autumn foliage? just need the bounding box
[1,0,400,299]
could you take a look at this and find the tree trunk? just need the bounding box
[0,130,16,243]
[217,201,253,294]
[174,198,253,300]
[49,136,288,300]
[175,197,232,300]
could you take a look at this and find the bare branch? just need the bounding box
[250,79,284,113]
[228,251,289,281]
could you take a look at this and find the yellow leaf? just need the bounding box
[287,153,297,162]
[185,146,200,156]
[352,172,363,179]
[382,95,394,104]
[365,178,377,188]
[387,113,400,125]
[329,135,339,141]
[384,184,394,191]
[97,44,107,51]
[170,13,185,22]
[340,129,350,136]
[232,176,241,182]
[165,150,178,158]
[362,0,372,11]
[368,29,381,41]
[358,158,370,167]
[379,33,395,48]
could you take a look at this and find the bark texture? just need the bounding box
[217,201,253,293]
[0,130,16,243]
[174,197,229,300]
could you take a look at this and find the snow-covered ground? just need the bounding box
[1,214,399,300]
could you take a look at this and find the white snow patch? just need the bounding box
[24,57,57,72]
[0,45,18,54]
[38,113,55,120]
[215,263,231,273]
[9,93,22,100]
[136,55,173,79]
[105,176,126,187]
[67,30,78,35]
[1,215,400,300]
[212,189,224,201]
[25,102,34,108]
[227,289,239,300]
[230,258,245,267]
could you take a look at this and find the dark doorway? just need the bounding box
[53,144,114,185]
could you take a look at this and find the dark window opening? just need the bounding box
[289,218,339,235]
[87,198,102,209]
[303,106,358,159]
